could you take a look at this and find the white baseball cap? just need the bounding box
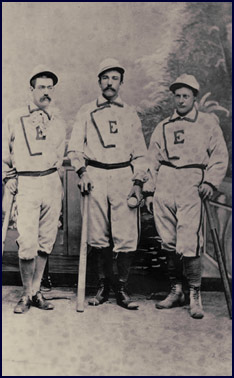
[29,64,58,86]
[98,58,125,77]
[169,74,200,94]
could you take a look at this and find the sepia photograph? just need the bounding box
[2,2,232,376]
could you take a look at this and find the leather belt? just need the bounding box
[160,161,206,170]
[17,168,57,176]
[86,160,131,170]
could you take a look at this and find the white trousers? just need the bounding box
[16,172,63,259]
[83,166,140,253]
[153,165,204,257]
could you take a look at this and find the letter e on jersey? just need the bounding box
[174,130,184,144]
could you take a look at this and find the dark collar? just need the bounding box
[170,107,198,122]
[97,95,124,108]
[28,103,52,120]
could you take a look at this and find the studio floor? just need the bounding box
[2,286,232,376]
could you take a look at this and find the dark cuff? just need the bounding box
[143,191,154,198]
[38,250,48,257]
[133,179,144,188]
[203,181,217,191]
[3,177,13,184]
[76,166,87,178]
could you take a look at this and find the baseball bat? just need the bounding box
[2,193,14,256]
[76,194,89,312]
[204,199,232,319]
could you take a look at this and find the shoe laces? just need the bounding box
[19,296,29,304]
[191,287,201,302]
[170,286,177,295]
[118,283,129,294]
[33,291,44,301]
[42,277,52,284]
[97,281,106,291]
[170,284,181,296]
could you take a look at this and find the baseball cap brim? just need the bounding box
[98,66,125,77]
[30,70,58,86]
[170,82,198,94]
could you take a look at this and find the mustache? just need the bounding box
[40,95,51,102]
[104,86,116,92]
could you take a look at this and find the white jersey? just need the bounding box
[146,106,228,257]
[67,95,148,252]
[67,95,148,182]
[2,102,66,258]
[147,107,228,191]
[2,103,66,177]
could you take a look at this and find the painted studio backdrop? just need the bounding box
[2,2,232,272]
[3,2,232,167]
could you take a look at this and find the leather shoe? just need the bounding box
[14,295,31,314]
[40,275,52,292]
[31,291,54,310]
[88,278,109,306]
[116,283,139,310]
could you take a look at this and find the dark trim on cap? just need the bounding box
[98,66,125,78]
[30,71,58,86]
[170,83,198,96]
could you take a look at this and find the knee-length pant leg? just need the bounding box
[176,188,204,257]
[154,195,177,252]
[16,177,43,259]
[153,166,177,251]
[83,167,110,249]
[38,173,63,254]
[154,166,204,256]
[16,173,63,259]
[109,167,139,253]
[85,166,139,252]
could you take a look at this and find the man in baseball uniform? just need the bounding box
[67,58,148,310]
[145,74,228,318]
[2,65,66,313]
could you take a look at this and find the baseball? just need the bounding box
[127,197,138,208]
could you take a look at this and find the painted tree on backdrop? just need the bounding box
[138,2,232,177]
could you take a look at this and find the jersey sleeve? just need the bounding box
[130,109,148,183]
[143,122,164,192]
[55,118,67,170]
[67,107,87,172]
[2,113,15,181]
[203,115,229,189]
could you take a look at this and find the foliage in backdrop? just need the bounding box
[3,2,232,177]
[136,2,232,177]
